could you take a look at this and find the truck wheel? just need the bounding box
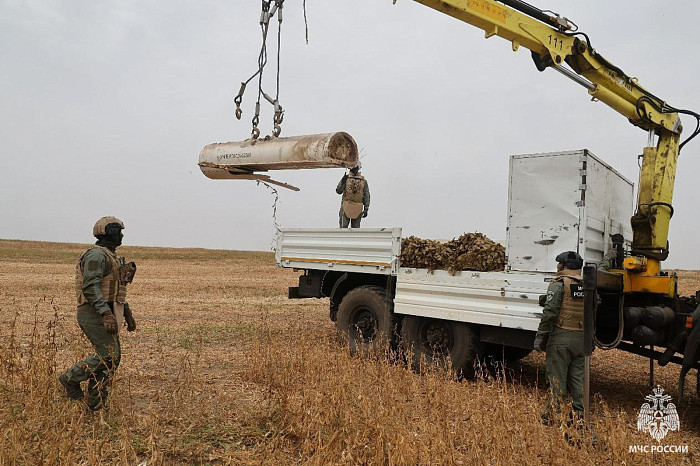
[482,343,532,365]
[401,316,477,378]
[336,286,396,357]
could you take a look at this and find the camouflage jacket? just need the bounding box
[336,173,370,209]
[78,246,131,317]
[535,268,582,338]
[536,280,565,340]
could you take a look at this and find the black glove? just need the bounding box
[102,313,118,334]
[533,335,546,352]
[362,209,368,218]
[124,310,136,332]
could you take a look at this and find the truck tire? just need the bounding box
[482,343,532,365]
[336,285,397,357]
[401,316,478,378]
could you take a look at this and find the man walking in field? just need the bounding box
[58,216,137,411]
[336,163,370,228]
[533,251,584,422]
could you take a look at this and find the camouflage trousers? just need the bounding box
[544,327,584,418]
[339,208,362,228]
[62,305,121,409]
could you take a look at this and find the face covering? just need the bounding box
[96,232,123,250]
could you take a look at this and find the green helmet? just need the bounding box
[93,216,125,237]
[555,251,583,269]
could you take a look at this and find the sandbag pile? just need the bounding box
[400,232,505,274]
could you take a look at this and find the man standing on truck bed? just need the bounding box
[533,251,585,423]
[336,163,370,228]
[58,216,137,411]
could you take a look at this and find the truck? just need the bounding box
[208,0,700,400]
[277,149,639,376]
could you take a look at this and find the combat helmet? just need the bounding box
[350,160,362,174]
[555,251,583,270]
[93,216,125,237]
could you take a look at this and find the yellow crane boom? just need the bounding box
[407,0,699,295]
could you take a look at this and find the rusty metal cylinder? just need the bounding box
[199,132,358,179]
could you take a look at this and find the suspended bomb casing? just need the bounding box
[198,132,358,188]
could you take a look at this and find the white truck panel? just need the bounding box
[507,153,582,272]
[580,154,634,260]
[506,150,633,272]
[275,228,402,275]
[393,268,549,331]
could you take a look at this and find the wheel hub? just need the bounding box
[424,322,451,354]
[352,306,378,342]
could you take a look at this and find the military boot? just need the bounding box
[58,373,84,400]
[84,400,105,412]
[85,377,109,411]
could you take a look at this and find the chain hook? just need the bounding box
[252,113,260,139]
[234,82,246,120]
[273,101,284,124]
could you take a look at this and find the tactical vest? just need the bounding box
[342,174,366,219]
[75,246,127,306]
[553,272,584,330]
[343,174,366,204]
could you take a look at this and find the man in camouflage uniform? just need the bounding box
[58,216,137,411]
[534,251,585,421]
[336,164,370,228]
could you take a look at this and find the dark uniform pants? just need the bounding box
[545,327,584,417]
[64,305,121,408]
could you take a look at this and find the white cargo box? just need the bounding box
[506,150,634,273]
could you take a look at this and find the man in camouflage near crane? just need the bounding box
[533,251,585,422]
[336,163,370,228]
[58,216,137,411]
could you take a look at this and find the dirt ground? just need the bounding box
[1,239,699,465]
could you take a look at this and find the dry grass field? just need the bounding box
[1,238,699,465]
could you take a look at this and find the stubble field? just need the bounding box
[1,239,699,465]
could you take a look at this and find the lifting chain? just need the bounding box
[234,0,285,139]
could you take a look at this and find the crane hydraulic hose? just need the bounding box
[495,0,568,30]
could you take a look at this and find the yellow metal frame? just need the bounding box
[607,268,677,297]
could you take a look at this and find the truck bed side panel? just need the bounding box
[275,228,401,276]
[394,268,550,331]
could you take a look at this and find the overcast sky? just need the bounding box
[2,0,700,269]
